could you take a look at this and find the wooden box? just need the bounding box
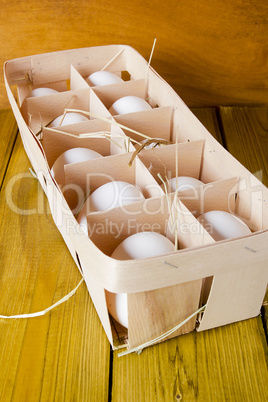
[4,45,268,351]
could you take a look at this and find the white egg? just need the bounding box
[77,181,145,235]
[111,231,175,260]
[88,71,123,86]
[105,292,128,329]
[51,147,103,186]
[50,112,89,127]
[106,231,175,328]
[31,87,58,97]
[109,96,152,115]
[197,210,251,241]
[162,176,203,193]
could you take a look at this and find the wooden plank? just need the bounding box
[1,1,268,109]
[219,106,268,186]
[0,128,110,400]
[112,317,268,401]
[0,109,18,187]
[111,108,268,400]
[219,105,268,336]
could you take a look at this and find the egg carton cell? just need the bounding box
[91,78,157,112]
[137,140,204,186]
[43,118,118,169]
[64,151,161,214]
[17,80,68,107]
[21,87,91,135]
[113,105,173,145]
[69,47,133,83]
[17,63,91,115]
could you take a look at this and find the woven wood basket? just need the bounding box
[4,45,268,350]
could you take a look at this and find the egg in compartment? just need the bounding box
[197,210,251,241]
[50,112,89,128]
[87,71,124,86]
[106,231,175,329]
[109,96,152,115]
[31,87,59,97]
[77,181,145,235]
[162,176,204,193]
[51,148,103,187]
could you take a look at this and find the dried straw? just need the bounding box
[118,304,206,357]
[128,138,170,167]
[145,38,157,78]
[101,48,124,71]
[0,278,84,319]
[174,131,179,250]
[63,108,152,142]
[157,173,178,250]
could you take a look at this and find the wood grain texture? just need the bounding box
[0,125,110,401]
[219,105,268,336]
[0,109,18,187]
[112,318,268,401]
[1,0,268,109]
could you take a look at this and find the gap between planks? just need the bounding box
[0,109,19,191]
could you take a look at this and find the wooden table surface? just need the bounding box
[0,106,267,401]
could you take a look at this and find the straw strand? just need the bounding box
[64,108,152,141]
[101,49,124,71]
[0,278,84,319]
[118,304,206,357]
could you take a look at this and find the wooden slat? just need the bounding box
[111,108,268,400]
[219,105,268,336]
[0,121,110,401]
[0,109,18,187]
